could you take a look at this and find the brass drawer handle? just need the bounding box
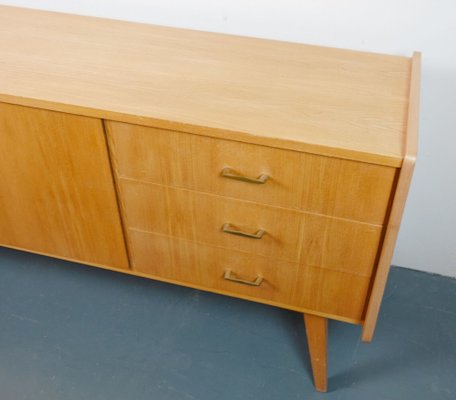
[223,270,263,287]
[222,223,266,239]
[221,167,269,184]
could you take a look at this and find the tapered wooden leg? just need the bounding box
[304,313,328,392]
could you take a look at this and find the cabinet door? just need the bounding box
[0,103,129,270]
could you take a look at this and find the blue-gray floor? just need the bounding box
[0,247,454,400]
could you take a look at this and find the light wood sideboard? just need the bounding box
[0,6,420,392]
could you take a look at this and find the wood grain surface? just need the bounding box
[107,121,397,224]
[117,179,383,276]
[0,102,129,270]
[0,5,411,166]
[128,230,370,322]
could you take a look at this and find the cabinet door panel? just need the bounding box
[0,103,129,269]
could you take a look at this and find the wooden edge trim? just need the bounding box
[361,52,421,342]
[101,119,134,270]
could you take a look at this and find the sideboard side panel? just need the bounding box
[362,52,421,341]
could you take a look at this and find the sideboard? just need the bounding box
[0,5,420,392]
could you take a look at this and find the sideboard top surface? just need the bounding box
[0,5,412,166]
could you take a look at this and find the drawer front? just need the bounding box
[120,179,303,263]
[129,230,370,322]
[119,179,382,276]
[107,121,396,224]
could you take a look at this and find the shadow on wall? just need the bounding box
[393,63,456,277]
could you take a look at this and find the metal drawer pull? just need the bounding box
[221,167,269,184]
[223,270,263,287]
[222,223,266,239]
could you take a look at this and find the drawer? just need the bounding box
[128,230,370,322]
[119,179,383,275]
[107,121,396,224]
[120,179,303,263]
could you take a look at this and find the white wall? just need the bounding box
[2,0,455,277]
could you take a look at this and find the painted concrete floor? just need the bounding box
[0,247,454,400]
